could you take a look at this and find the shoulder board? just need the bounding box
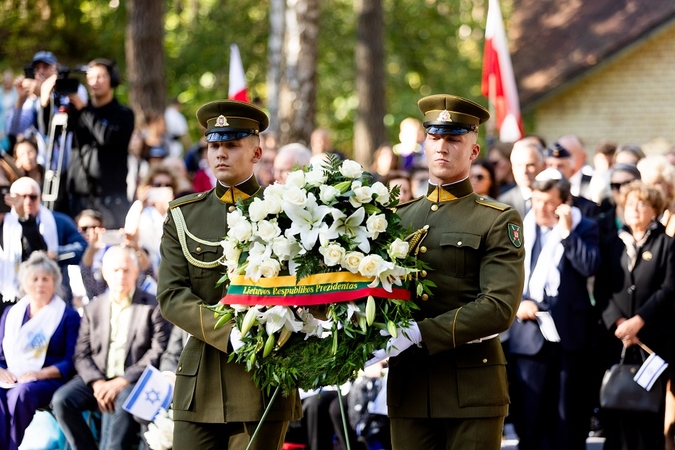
[169,191,210,209]
[475,196,509,211]
[391,195,423,213]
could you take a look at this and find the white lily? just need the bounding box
[329,207,370,253]
[345,301,362,321]
[369,263,408,292]
[284,193,333,250]
[244,243,273,281]
[259,305,304,335]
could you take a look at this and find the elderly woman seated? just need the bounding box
[0,251,81,450]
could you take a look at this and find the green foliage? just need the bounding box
[0,0,495,150]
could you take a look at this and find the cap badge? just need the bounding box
[215,115,229,127]
[438,110,452,122]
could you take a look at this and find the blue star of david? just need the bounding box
[145,389,161,405]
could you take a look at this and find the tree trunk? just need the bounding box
[354,0,386,169]
[278,0,319,146]
[125,0,165,127]
[266,0,286,138]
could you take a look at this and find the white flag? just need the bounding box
[634,352,668,391]
[123,365,173,421]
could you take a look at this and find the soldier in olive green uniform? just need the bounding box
[377,95,525,449]
[157,100,301,450]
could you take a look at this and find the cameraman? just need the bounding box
[65,59,134,229]
[5,51,87,156]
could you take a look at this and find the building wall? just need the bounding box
[534,21,675,155]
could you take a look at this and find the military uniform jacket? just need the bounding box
[157,177,302,423]
[389,178,525,418]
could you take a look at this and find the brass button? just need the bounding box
[421,293,429,301]
[196,246,202,253]
[229,205,236,212]
[480,197,484,201]
[482,358,488,363]
[457,241,462,246]
[178,366,182,372]
[431,204,439,212]
[420,246,427,254]
[421,270,427,278]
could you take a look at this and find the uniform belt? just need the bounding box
[466,334,499,344]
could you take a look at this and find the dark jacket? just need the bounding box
[597,222,675,362]
[509,217,600,355]
[74,289,171,385]
[67,98,134,198]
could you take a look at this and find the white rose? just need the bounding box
[283,185,308,207]
[305,167,327,187]
[358,254,387,278]
[260,258,281,278]
[248,241,268,259]
[257,219,281,242]
[248,198,270,222]
[272,236,295,261]
[319,243,346,267]
[221,238,242,262]
[388,238,409,259]
[366,213,388,239]
[341,251,364,273]
[228,219,253,242]
[319,184,341,204]
[285,170,306,188]
[264,183,285,201]
[339,160,363,179]
[227,209,245,227]
[349,183,373,208]
[371,182,390,205]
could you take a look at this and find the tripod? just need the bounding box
[42,106,69,210]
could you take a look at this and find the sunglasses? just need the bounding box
[610,180,633,191]
[18,194,39,201]
[152,182,171,188]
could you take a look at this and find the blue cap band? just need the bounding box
[205,131,256,143]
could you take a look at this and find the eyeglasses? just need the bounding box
[471,174,485,181]
[610,180,634,191]
[80,226,95,233]
[18,194,39,201]
[152,182,171,188]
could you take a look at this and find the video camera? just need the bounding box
[22,63,89,96]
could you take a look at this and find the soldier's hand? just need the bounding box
[516,299,539,321]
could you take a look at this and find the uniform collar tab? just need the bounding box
[426,178,473,202]
[215,175,261,204]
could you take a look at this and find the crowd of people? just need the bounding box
[1,50,675,450]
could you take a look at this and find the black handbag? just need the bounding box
[600,345,665,413]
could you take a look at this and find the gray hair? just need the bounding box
[101,245,139,271]
[276,143,312,168]
[18,251,63,297]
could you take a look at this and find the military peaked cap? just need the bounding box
[418,94,490,135]
[196,99,269,143]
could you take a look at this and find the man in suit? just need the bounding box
[52,245,171,450]
[498,137,545,218]
[543,142,600,218]
[370,94,525,450]
[157,100,301,450]
[558,134,593,200]
[508,169,600,450]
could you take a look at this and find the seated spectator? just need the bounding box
[254,145,277,188]
[274,143,312,184]
[0,251,81,450]
[1,177,56,307]
[382,170,413,203]
[13,134,44,189]
[125,166,177,275]
[52,246,171,450]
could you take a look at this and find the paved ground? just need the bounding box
[501,424,606,449]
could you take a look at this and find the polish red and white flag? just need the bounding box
[229,44,249,102]
[481,0,523,142]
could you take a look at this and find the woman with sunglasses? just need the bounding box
[470,159,499,199]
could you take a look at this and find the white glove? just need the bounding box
[229,327,245,353]
[365,321,421,367]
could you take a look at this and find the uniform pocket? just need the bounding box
[454,341,509,407]
[186,243,222,280]
[173,348,201,411]
[440,232,481,278]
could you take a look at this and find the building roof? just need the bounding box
[510,0,675,109]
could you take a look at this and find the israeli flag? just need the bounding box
[122,365,173,421]
[634,352,669,391]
